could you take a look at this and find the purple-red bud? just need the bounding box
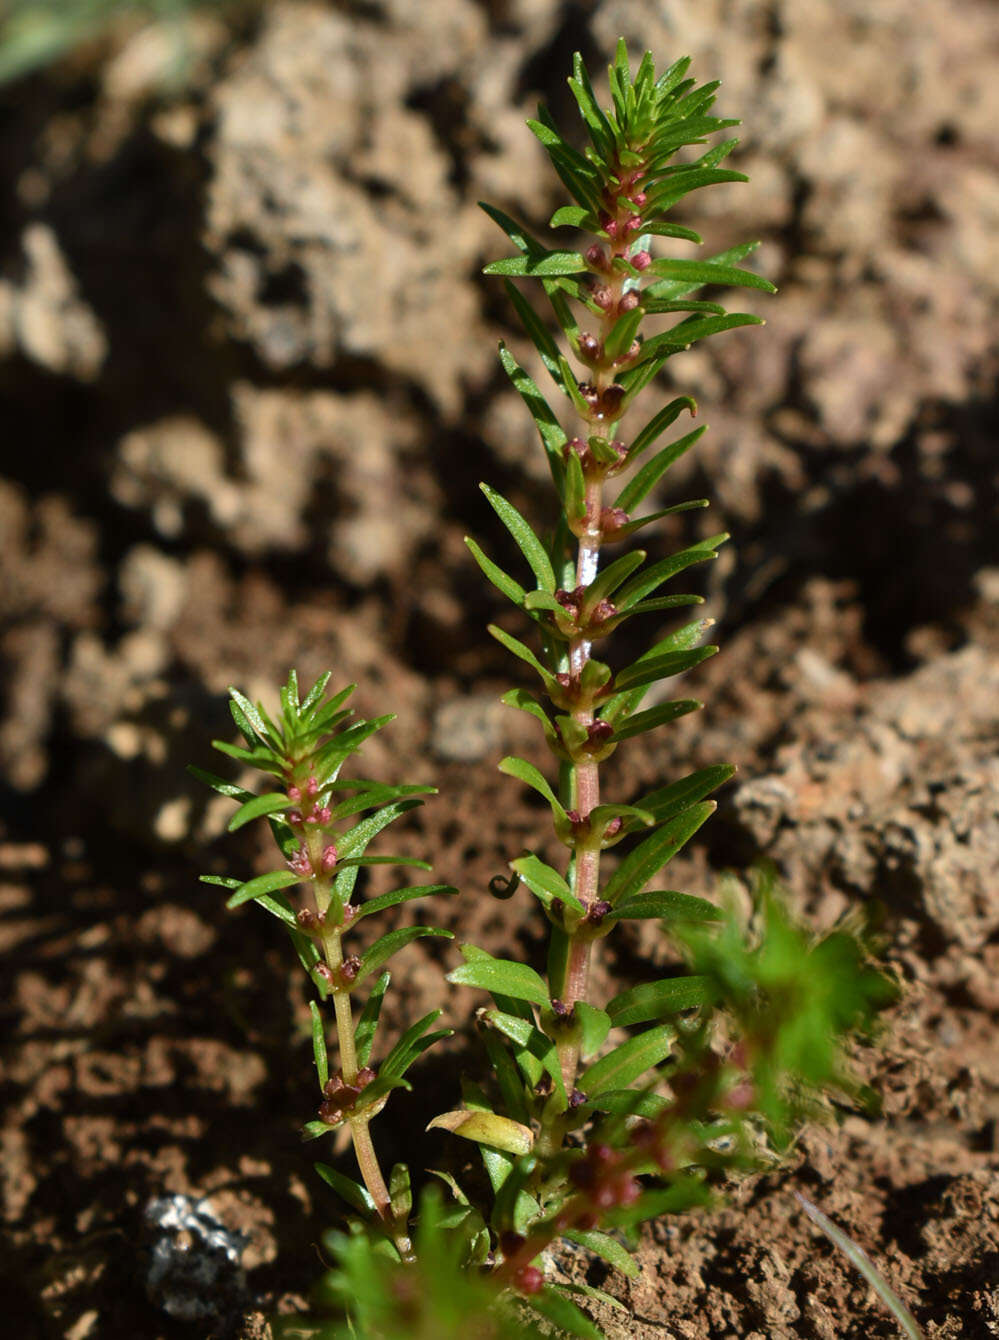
[578,331,601,360]
[632,250,652,271]
[617,290,639,313]
[585,243,608,270]
[288,844,312,876]
[287,785,301,802]
[321,844,338,873]
[591,283,613,310]
[625,213,643,233]
[514,1265,544,1296]
[631,190,647,207]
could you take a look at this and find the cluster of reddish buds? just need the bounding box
[314,955,361,992]
[286,841,338,878]
[318,1065,377,1126]
[562,436,629,475]
[286,776,332,829]
[576,381,626,422]
[553,585,616,634]
[567,1142,642,1222]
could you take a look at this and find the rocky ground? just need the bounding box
[1,2,997,1337]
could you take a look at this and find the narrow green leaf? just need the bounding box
[354,971,390,1068]
[187,766,253,802]
[615,539,724,606]
[482,1031,531,1125]
[353,883,457,922]
[795,1194,925,1340]
[497,343,567,487]
[579,1024,674,1096]
[510,852,583,918]
[646,256,775,295]
[607,890,722,924]
[524,1286,604,1339]
[481,484,556,594]
[614,427,708,513]
[580,550,646,617]
[250,891,299,928]
[479,201,542,256]
[611,698,701,741]
[549,204,594,229]
[485,252,586,277]
[226,869,300,909]
[502,281,565,385]
[327,782,434,824]
[488,625,556,693]
[224,787,287,830]
[627,396,697,462]
[309,999,329,1091]
[228,687,271,745]
[603,306,644,362]
[382,1011,452,1080]
[606,975,715,1027]
[633,763,736,824]
[313,1162,377,1215]
[465,539,526,608]
[356,927,453,984]
[569,52,616,162]
[631,313,763,368]
[575,1002,611,1059]
[300,671,334,715]
[613,645,717,694]
[601,802,715,905]
[645,166,748,211]
[448,955,550,1007]
[499,757,566,820]
[605,1177,711,1228]
[486,1010,566,1105]
[427,1109,534,1157]
[491,1153,542,1236]
[336,798,424,859]
[565,1228,640,1280]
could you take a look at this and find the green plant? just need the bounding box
[195,42,898,1338]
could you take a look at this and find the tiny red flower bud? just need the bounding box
[578,331,601,360]
[631,190,647,207]
[632,250,652,270]
[615,1174,642,1207]
[599,507,630,538]
[569,1087,587,1109]
[514,1265,544,1296]
[594,1184,617,1210]
[585,243,608,270]
[288,810,303,825]
[288,844,312,876]
[617,290,639,313]
[321,844,337,872]
[591,283,613,310]
[305,777,319,796]
[287,785,301,802]
[586,720,614,746]
[356,1065,376,1087]
[297,908,320,931]
[340,955,361,983]
[597,384,625,417]
[625,213,643,233]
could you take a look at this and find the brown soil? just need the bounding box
[1,3,997,1337]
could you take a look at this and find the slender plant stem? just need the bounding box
[552,198,633,1098]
